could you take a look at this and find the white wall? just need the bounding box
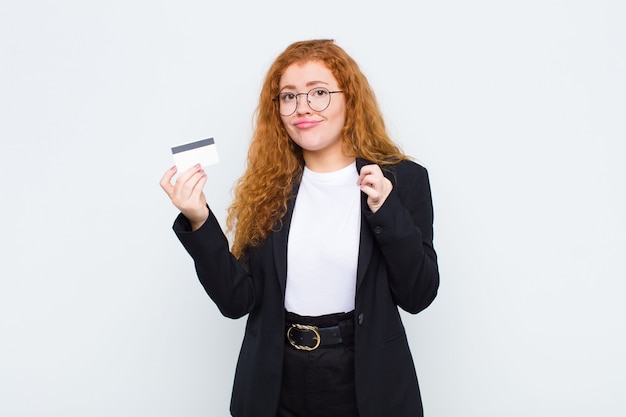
[1,1,624,416]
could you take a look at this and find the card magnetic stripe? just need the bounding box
[171,138,215,154]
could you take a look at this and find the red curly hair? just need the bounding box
[226,39,409,258]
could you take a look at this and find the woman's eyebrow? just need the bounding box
[279,80,330,91]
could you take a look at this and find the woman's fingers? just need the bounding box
[160,164,209,226]
[180,169,208,209]
[160,164,201,198]
[176,167,204,202]
[357,164,392,213]
[159,166,178,197]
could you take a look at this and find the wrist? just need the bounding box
[187,206,209,231]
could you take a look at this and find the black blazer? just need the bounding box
[174,158,439,417]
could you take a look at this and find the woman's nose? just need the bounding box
[295,93,312,114]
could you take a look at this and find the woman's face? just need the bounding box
[278,61,347,166]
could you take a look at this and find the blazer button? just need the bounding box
[357,313,364,325]
[374,226,383,235]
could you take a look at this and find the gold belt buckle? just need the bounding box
[287,323,321,351]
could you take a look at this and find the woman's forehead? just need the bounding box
[279,61,338,89]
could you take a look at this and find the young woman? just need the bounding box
[160,39,439,417]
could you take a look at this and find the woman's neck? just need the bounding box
[302,150,355,173]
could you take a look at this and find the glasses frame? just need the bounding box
[272,87,344,116]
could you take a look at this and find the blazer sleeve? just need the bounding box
[363,161,439,314]
[173,209,255,319]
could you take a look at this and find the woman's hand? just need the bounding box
[357,164,393,213]
[160,164,209,230]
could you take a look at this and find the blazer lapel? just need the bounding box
[355,159,374,292]
[273,180,300,295]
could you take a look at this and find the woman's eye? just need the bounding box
[312,88,328,97]
[281,93,296,102]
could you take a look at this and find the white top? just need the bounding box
[284,162,361,316]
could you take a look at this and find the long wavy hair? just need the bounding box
[226,39,409,258]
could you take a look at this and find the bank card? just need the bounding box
[171,138,219,172]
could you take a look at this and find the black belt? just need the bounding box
[286,319,354,351]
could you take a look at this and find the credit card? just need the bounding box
[171,137,219,172]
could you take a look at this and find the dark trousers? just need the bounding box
[277,311,359,417]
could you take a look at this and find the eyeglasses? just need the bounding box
[273,87,344,116]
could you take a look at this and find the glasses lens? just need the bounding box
[278,92,297,116]
[308,87,331,112]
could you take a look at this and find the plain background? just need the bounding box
[1,0,624,416]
